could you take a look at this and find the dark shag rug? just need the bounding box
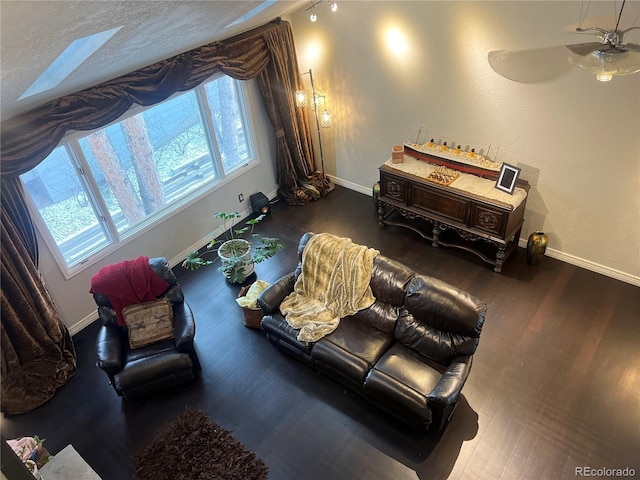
[133,409,268,480]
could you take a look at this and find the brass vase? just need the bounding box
[527,231,548,266]
[372,181,380,211]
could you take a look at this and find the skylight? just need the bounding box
[18,26,122,100]
[225,0,277,28]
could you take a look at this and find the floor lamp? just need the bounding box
[296,69,334,193]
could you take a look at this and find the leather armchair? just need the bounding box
[93,257,201,400]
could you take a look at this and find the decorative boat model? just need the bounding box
[403,140,502,179]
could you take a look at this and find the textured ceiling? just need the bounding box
[0,0,305,121]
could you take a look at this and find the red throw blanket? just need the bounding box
[90,256,169,326]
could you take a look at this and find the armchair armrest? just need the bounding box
[96,324,124,376]
[172,302,195,352]
[427,355,473,407]
[257,272,295,315]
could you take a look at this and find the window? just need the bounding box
[20,75,255,275]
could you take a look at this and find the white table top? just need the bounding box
[39,445,101,480]
[383,156,527,210]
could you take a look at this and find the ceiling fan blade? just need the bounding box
[564,42,603,56]
[624,43,640,53]
[488,46,572,83]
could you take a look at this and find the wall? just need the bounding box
[37,80,279,332]
[290,1,640,284]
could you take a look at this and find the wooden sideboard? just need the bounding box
[378,161,529,272]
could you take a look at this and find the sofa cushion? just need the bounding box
[125,338,177,363]
[261,313,314,364]
[404,274,485,337]
[364,343,445,427]
[114,350,194,399]
[370,255,414,306]
[396,275,486,364]
[312,317,394,391]
[352,300,399,335]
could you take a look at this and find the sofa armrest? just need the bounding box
[257,272,295,315]
[173,302,196,351]
[96,324,124,376]
[427,355,473,407]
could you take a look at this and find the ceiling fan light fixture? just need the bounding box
[596,72,614,82]
[568,48,640,81]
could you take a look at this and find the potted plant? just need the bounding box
[182,212,284,283]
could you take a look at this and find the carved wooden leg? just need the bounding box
[494,246,506,273]
[432,223,440,247]
[378,201,385,227]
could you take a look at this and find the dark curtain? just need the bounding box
[257,21,327,204]
[1,208,77,414]
[0,19,325,414]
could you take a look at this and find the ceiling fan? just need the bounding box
[489,0,640,83]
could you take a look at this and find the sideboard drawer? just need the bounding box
[380,175,408,203]
[411,186,469,224]
[470,204,507,236]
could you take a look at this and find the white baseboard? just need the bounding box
[329,175,371,196]
[517,240,640,287]
[69,312,99,336]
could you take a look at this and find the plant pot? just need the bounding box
[217,239,254,283]
[526,231,548,266]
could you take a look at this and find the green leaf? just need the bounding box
[181,250,215,270]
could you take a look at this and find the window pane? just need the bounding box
[204,77,251,173]
[20,146,110,266]
[78,91,214,233]
[20,76,256,273]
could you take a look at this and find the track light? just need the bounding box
[306,0,338,22]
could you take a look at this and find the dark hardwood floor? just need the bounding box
[2,186,639,480]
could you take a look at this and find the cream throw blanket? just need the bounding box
[281,233,380,342]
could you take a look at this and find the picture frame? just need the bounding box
[495,163,521,195]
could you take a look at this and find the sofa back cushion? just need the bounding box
[294,232,315,281]
[370,255,414,306]
[149,257,184,304]
[352,299,399,335]
[395,274,486,364]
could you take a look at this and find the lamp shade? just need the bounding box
[295,90,307,108]
[321,110,332,128]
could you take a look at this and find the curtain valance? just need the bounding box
[0,21,275,176]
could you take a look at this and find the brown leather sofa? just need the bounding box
[258,233,486,432]
[93,257,201,400]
